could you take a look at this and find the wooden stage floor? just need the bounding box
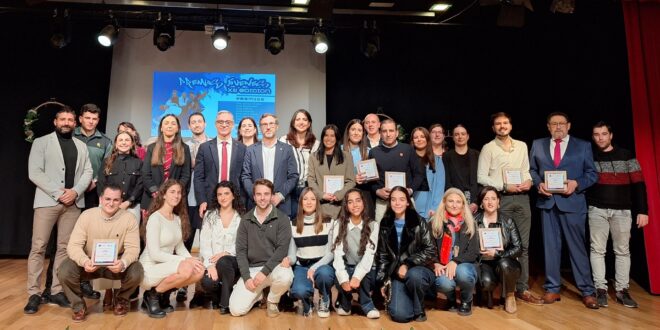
[1,258,658,329]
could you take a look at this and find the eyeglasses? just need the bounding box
[549,122,568,127]
[216,120,234,126]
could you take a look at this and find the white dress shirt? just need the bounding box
[550,135,570,161]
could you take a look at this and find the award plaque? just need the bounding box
[357,159,379,181]
[544,170,567,193]
[385,171,406,190]
[479,228,503,251]
[92,239,119,266]
[323,175,344,194]
[502,168,523,185]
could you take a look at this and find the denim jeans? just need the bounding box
[290,264,335,312]
[388,266,435,323]
[435,263,478,303]
[335,265,376,314]
[589,206,632,291]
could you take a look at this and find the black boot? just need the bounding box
[159,289,175,313]
[458,301,472,316]
[482,289,493,309]
[142,288,166,318]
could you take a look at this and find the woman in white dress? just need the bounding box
[139,180,204,318]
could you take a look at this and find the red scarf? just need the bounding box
[439,212,464,265]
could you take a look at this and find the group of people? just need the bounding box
[23,104,649,323]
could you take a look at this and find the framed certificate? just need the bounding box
[502,168,523,185]
[357,159,379,181]
[92,239,119,266]
[544,170,567,193]
[385,171,406,190]
[479,228,503,250]
[323,175,344,194]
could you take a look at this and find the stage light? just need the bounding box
[97,23,118,47]
[292,0,310,5]
[50,9,71,49]
[153,13,175,52]
[429,3,452,12]
[360,20,380,58]
[265,17,285,55]
[212,25,230,50]
[311,20,328,54]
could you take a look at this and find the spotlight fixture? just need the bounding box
[212,24,230,50]
[291,0,310,5]
[97,12,118,47]
[311,19,328,54]
[264,17,285,55]
[50,9,71,49]
[429,3,452,12]
[360,20,380,58]
[153,12,175,52]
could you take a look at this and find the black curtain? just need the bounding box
[0,14,112,255]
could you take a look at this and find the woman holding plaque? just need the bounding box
[139,180,204,318]
[284,188,335,317]
[431,188,480,316]
[307,124,356,219]
[342,119,375,219]
[332,189,380,319]
[475,186,522,313]
[198,181,243,314]
[411,127,445,220]
[376,186,436,323]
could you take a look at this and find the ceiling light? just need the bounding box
[153,13,175,52]
[264,17,285,55]
[212,25,230,50]
[97,23,118,47]
[291,0,310,5]
[311,20,328,54]
[430,3,452,11]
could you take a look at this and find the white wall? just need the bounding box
[106,28,326,140]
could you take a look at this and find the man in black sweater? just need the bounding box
[588,121,648,308]
[229,179,293,317]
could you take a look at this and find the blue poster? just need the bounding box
[152,72,276,138]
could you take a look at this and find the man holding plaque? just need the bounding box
[529,112,599,309]
[477,112,543,305]
[57,185,143,322]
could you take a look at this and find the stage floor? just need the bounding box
[1,258,658,329]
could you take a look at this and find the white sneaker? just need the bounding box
[366,309,380,319]
[267,302,280,317]
[317,298,330,318]
[336,307,351,316]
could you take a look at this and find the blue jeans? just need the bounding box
[335,265,376,314]
[290,264,335,312]
[388,266,435,323]
[435,263,478,303]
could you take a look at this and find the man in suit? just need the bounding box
[25,106,93,314]
[529,112,599,309]
[241,113,299,217]
[195,110,246,217]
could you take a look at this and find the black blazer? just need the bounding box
[443,148,481,204]
[194,138,246,205]
[376,208,436,284]
[434,218,480,265]
[97,154,143,207]
[141,143,191,210]
[474,211,522,260]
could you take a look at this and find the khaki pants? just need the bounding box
[229,265,293,316]
[27,204,80,295]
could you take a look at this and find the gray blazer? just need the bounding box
[28,131,93,208]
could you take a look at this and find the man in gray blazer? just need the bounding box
[241,113,299,217]
[25,106,93,314]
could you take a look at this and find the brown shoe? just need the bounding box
[516,290,544,305]
[542,292,561,304]
[113,297,130,316]
[505,293,517,313]
[72,306,87,322]
[582,295,599,309]
[103,289,114,310]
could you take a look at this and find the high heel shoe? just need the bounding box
[142,288,166,318]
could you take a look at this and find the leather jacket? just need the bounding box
[474,211,522,260]
[97,154,143,206]
[376,208,435,284]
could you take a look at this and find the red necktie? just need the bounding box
[553,138,562,168]
[221,141,228,181]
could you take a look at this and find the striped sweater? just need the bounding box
[287,214,334,270]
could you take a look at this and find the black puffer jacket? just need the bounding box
[376,208,435,284]
[474,211,522,259]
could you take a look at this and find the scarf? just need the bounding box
[439,212,464,265]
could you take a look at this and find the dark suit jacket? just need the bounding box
[141,143,192,210]
[529,136,598,213]
[240,141,299,216]
[194,138,246,205]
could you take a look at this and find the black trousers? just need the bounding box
[479,257,521,295]
[200,255,240,308]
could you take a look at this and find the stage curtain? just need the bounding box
[622,0,660,294]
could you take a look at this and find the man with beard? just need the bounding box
[25,106,93,314]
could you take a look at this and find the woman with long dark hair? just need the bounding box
[279,109,319,219]
[376,186,436,323]
[342,119,375,219]
[198,181,244,314]
[307,124,356,219]
[475,186,522,313]
[139,180,204,318]
[117,121,146,160]
[284,188,335,317]
[332,189,380,319]
[410,127,444,220]
[431,188,480,316]
[237,117,259,146]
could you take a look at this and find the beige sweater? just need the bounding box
[67,208,140,269]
